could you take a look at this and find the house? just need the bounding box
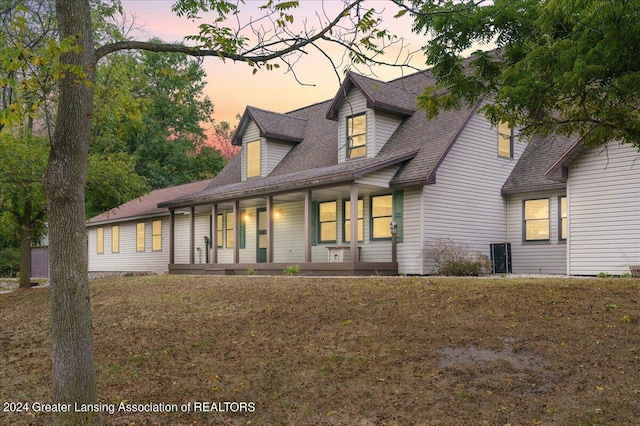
[87,69,640,276]
[86,180,211,274]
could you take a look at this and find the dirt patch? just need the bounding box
[1,276,639,425]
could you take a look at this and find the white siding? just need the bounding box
[265,140,293,175]
[568,142,640,275]
[338,89,370,162]
[88,216,172,273]
[396,187,423,275]
[506,191,567,274]
[373,111,402,156]
[423,112,526,273]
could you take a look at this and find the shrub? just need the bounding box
[284,264,301,276]
[426,238,491,276]
[0,247,20,277]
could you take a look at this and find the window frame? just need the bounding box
[111,225,119,254]
[497,121,514,159]
[346,113,367,159]
[523,198,550,243]
[246,139,261,179]
[342,198,364,243]
[136,222,146,252]
[96,227,104,254]
[216,214,224,248]
[559,196,567,242]
[225,211,235,248]
[317,200,337,244]
[370,194,393,241]
[152,220,162,251]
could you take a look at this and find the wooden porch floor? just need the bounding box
[168,262,398,276]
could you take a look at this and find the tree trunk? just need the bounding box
[43,1,98,424]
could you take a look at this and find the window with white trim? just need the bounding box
[318,201,337,243]
[524,199,550,241]
[346,114,366,159]
[498,121,514,158]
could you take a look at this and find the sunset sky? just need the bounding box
[120,1,435,126]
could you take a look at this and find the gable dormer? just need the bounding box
[326,72,417,163]
[232,106,307,181]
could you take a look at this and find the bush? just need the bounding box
[284,264,301,276]
[0,247,20,277]
[426,238,491,276]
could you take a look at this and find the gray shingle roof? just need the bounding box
[87,179,211,225]
[326,71,419,120]
[160,70,510,209]
[232,106,307,145]
[502,134,579,195]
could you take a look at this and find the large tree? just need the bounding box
[3,0,405,423]
[395,0,640,149]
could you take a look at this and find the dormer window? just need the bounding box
[246,139,261,178]
[347,113,367,159]
[497,121,514,159]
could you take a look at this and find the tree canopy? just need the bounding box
[396,0,640,150]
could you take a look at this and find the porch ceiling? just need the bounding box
[187,183,389,214]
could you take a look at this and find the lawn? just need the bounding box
[1,275,639,425]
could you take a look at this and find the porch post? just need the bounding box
[169,209,175,265]
[189,206,195,264]
[350,183,360,262]
[266,196,274,263]
[304,190,312,262]
[211,204,218,264]
[233,200,240,264]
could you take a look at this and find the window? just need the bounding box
[226,212,234,248]
[96,227,104,254]
[559,196,567,241]
[318,201,337,243]
[246,140,261,178]
[524,199,550,241]
[498,121,513,158]
[111,225,119,253]
[136,222,145,252]
[371,194,393,240]
[152,220,162,251]
[343,199,364,242]
[347,114,366,159]
[217,214,224,248]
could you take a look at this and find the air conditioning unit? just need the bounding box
[329,250,344,262]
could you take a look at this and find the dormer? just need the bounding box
[326,72,417,163]
[232,106,307,181]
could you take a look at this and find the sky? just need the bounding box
[120,0,434,126]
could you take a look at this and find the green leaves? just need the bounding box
[407,0,640,150]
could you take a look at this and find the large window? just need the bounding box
[111,225,119,253]
[559,196,567,241]
[371,194,393,240]
[152,220,162,251]
[346,114,366,159]
[96,227,104,254]
[136,222,145,252]
[524,199,550,241]
[343,199,364,242]
[226,212,235,248]
[498,121,513,158]
[318,201,337,243]
[246,140,261,178]
[217,214,224,248]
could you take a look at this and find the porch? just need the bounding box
[166,182,404,276]
[168,261,398,276]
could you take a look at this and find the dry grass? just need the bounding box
[1,275,640,425]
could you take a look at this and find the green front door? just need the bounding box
[257,208,267,263]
